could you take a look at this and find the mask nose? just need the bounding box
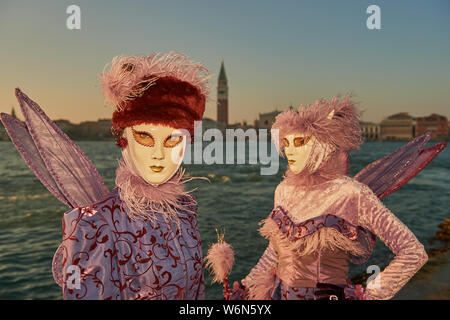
[151,143,165,160]
[284,145,294,157]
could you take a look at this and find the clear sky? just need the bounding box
[1,0,449,125]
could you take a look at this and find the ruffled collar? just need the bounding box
[115,158,196,225]
[283,151,349,188]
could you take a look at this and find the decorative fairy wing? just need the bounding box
[354,132,447,199]
[1,88,110,288]
[0,88,110,208]
[1,113,71,206]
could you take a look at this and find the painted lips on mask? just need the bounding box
[150,166,164,172]
[123,124,187,185]
[283,134,314,174]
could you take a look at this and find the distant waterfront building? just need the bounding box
[253,109,283,140]
[415,113,448,138]
[11,107,17,119]
[80,119,112,140]
[380,112,414,141]
[360,121,381,141]
[228,120,254,131]
[54,118,113,141]
[200,117,225,135]
[217,59,228,126]
[54,119,75,133]
[254,110,282,130]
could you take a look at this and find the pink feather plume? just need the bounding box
[205,236,235,284]
[99,51,211,110]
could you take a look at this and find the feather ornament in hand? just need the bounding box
[205,229,235,284]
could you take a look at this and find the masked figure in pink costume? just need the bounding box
[1,52,210,299]
[226,95,446,300]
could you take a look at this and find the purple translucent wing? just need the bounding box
[375,142,446,199]
[2,88,111,288]
[354,132,447,199]
[2,88,110,208]
[1,113,71,207]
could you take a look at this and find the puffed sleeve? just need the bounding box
[61,206,120,300]
[241,242,279,300]
[357,183,428,300]
[240,184,284,299]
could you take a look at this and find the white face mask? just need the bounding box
[283,134,315,174]
[123,124,187,185]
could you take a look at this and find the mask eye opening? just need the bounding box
[132,128,155,147]
[164,134,184,148]
[293,136,311,147]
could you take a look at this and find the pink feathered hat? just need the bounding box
[271,94,363,154]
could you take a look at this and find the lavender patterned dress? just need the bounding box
[57,188,204,300]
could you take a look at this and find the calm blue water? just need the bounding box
[0,140,448,299]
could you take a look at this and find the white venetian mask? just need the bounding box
[122,124,187,185]
[283,110,335,174]
[283,134,315,174]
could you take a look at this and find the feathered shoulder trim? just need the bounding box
[259,208,374,261]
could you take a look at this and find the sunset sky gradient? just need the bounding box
[1,0,449,125]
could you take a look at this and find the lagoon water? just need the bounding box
[0,140,448,299]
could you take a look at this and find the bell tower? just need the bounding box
[217,59,228,126]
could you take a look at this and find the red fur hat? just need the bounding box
[100,52,210,143]
[111,75,205,136]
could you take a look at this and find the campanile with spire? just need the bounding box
[217,59,228,126]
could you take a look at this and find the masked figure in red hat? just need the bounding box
[1,52,210,300]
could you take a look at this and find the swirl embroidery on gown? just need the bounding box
[60,189,203,300]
